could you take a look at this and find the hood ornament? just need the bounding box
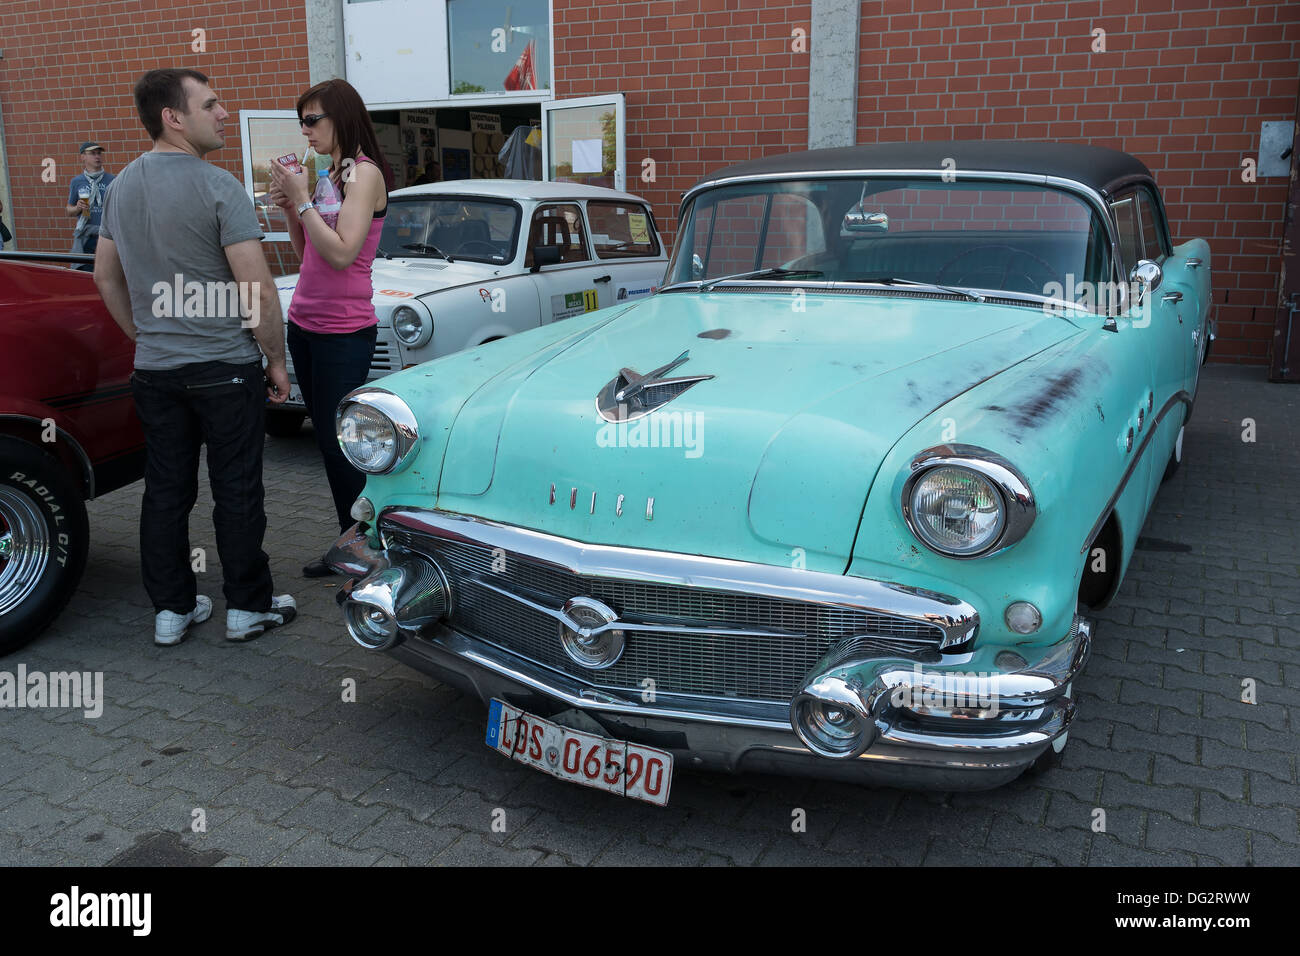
[596,350,713,422]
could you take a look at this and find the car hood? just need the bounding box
[275,258,504,320]
[433,290,1081,570]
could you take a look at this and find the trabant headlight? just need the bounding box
[392,305,432,348]
[336,388,420,475]
[901,446,1035,558]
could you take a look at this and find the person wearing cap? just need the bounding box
[66,141,115,263]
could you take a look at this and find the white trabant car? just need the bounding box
[268,179,668,434]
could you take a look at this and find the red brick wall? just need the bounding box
[856,0,1300,364]
[553,0,813,245]
[0,0,310,254]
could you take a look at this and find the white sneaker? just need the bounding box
[225,594,297,642]
[154,595,213,646]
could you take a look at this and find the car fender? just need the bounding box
[848,323,1154,648]
[0,406,95,498]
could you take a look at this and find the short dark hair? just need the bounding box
[133,69,210,140]
[296,78,395,190]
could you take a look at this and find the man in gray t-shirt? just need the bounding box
[94,68,297,647]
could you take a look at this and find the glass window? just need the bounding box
[546,103,616,188]
[379,196,520,263]
[1136,189,1167,261]
[586,202,659,258]
[243,114,324,241]
[667,178,1107,300]
[447,0,551,95]
[525,203,589,266]
[1111,195,1141,274]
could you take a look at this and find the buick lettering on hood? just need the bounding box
[324,142,1212,802]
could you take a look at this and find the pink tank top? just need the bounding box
[287,155,386,334]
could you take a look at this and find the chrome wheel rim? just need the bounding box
[0,487,51,615]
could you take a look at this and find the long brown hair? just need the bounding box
[296,78,394,190]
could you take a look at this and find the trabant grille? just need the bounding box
[370,340,397,372]
[387,531,945,703]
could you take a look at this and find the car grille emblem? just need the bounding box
[596,349,713,422]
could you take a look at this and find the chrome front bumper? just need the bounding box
[328,515,1094,790]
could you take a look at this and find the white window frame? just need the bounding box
[239,109,303,242]
[541,93,627,192]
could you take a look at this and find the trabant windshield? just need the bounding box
[665,178,1113,308]
[379,197,521,264]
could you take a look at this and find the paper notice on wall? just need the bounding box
[572,138,603,174]
[627,213,650,244]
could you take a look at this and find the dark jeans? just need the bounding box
[287,322,377,532]
[131,360,274,614]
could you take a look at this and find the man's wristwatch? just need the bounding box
[296,201,314,219]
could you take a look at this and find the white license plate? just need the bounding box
[486,699,673,806]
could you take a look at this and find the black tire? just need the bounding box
[0,437,90,655]
[265,412,306,438]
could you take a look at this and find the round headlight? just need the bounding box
[392,305,429,347]
[908,466,1005,556]
[336,389,420,475]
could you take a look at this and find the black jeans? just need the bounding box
[287,322,377,532]
[131,360,274,614]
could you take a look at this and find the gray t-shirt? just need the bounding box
[100,151,264,370]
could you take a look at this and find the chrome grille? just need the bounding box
[387,529,946,703]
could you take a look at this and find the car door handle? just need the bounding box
[1185,257,1202,269]
[593,275,612,283]
[1162,291,1183,303]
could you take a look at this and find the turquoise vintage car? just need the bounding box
[325,142,1212,799]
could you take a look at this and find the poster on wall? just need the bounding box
[439,128,473,181]
[400,110,438,184]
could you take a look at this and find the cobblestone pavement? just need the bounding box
[1,364,1296,866]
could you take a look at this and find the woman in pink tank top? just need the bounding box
[268,78,394,577]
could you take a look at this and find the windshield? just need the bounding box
[379,197,521,264]
[666,177,1113,307]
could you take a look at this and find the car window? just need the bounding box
[525,203,591,267]
[759,194,827,268]
[379,197,519,263]
[1136,189,1167,262]
[668,178,1109,300]
[1110,195,1141,275]
[586,202,660,259]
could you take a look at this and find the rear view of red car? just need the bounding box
[0,252,144,653]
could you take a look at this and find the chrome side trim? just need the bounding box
[1080,390,1192,553]
[379,509,980,650]
[900,444,1036,559]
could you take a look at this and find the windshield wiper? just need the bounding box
[400,242,453,262]
[841,275,984,302]
[700,267,823,291]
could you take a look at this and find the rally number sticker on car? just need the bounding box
[550,289,599,320]
[486,699,672,806]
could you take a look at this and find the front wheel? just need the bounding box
[0,438,90,654]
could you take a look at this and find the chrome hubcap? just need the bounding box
[0,487,51,615]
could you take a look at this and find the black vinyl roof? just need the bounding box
[690,141,1154,197]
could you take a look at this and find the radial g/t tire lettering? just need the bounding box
[0,437,90,654]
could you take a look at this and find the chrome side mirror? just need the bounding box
[1128,259,1163,307]
[842,208,888,235]
[691,253,704,281]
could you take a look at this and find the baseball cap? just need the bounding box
[79,142,105,153]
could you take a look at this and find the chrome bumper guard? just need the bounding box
[328,516,1093,789]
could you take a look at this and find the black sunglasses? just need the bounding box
[299,113,329,128]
